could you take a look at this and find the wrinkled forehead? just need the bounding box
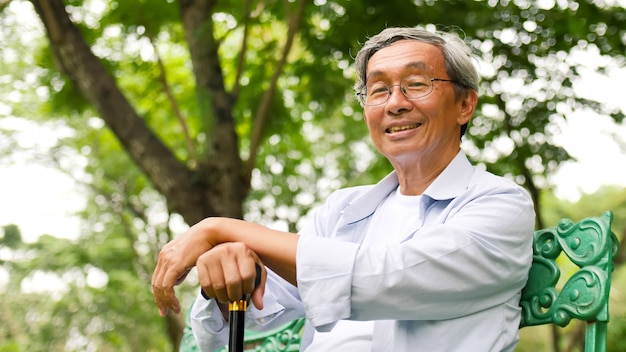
[365,40,446,79]
[367,62,435,82]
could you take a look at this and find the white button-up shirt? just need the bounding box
[191,151,535,351]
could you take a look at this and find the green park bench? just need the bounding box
[179,211,620,352]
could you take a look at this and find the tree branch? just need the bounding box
[231,0,253,101]
[149,36,198,166]
[244,0,306,186]
[179,0,245,219]
[30,0,213,224]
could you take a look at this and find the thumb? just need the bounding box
[250,263,266,310]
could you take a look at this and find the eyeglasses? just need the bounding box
[356,75,459,106]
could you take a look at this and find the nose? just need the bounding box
[386,85,412,114]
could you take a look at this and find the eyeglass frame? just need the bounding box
[355,75,461,106]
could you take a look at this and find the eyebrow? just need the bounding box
[367,61,434,81]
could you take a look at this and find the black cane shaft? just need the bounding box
[228,264,261,352]
[228,299,247,352]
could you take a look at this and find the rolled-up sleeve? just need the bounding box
[297,235,359,329]
[190,293,229,352]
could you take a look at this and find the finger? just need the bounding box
[250,263,266,310]
[207,259,231,304]
[197,249,233,302]
[175,267,192,285]
[197,256,215,300]
[237,249,264,309]
[151,260,170,316]
[158,289,180,316]
[152,272,179,317]
[152,252,182,315]
[152,279,180,316]
[222,254,245,302]
[237,254,261,295]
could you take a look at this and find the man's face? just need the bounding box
[362,40,476,166]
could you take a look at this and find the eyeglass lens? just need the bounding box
[363,75,435,106]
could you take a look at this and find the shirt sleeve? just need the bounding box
[297,183,535,329]
[190,268,306,351]
[190,293,229,352]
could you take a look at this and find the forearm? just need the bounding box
[201,217,299,286]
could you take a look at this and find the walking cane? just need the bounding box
[228,263,262,352]
[200,263,261,352]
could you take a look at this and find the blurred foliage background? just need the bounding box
[1,0,625,351]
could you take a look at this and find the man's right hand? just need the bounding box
[196,242,267,311]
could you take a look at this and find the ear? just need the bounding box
[457,89,478,126]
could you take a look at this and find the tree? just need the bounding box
[1,0,625,350]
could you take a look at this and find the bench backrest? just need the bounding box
[180,211,619,352]
[519,211,619,352]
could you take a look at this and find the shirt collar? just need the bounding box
[342,151,473,224]
[422,150,473,201]
[341,171,399,224]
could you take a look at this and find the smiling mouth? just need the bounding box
[386,123,422,134]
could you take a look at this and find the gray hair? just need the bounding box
[354,28,479,136]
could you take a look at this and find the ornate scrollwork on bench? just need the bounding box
[520,211,619,328]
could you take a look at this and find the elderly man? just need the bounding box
[152,26,535,352]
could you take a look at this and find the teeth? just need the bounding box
[387,123,421,133]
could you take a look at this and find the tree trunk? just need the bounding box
[30,0,248,348]
[179,0,245,220]
[30,0,246,226]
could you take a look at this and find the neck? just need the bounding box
[391,148,459,195]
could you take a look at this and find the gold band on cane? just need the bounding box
[229,300,248,311]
